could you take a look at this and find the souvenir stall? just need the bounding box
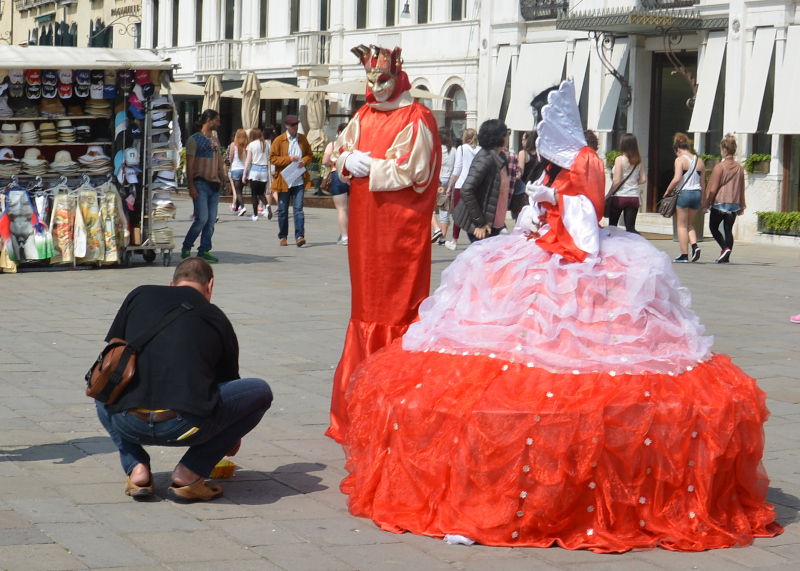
[0,47,180,273]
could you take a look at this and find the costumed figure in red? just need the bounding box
[326,45,441,443]
[338,79,782,552]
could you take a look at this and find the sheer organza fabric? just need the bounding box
[403,228,713,375]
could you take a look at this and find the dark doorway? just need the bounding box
[647,51,698,211]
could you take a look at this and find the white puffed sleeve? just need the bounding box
[368,121,437,193]
[561,194,600,257]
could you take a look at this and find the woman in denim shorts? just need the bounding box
[323,123,350,245]
[665,133,705,263]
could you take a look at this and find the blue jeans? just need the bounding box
[96,378,272,478]
[277,184,305,240]
[182,179,220,254]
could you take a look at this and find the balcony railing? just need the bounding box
[296,32,330,67]
[521,0,569,21]
[197,40,242,73]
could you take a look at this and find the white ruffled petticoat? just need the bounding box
[403,227,713,375]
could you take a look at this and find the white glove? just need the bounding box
[526,181,556,205]
[345,150,372,178]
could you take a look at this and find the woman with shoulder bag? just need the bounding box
[323,123,350,245]
[452,119,510,244]
[606,133,647,234]
[702,134,745,263]
[666,133,705,263]
[243,128,274,221]
[434,127,458,245]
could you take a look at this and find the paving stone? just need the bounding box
[7,499,94,524]
[325,542,457,570]
[82,503,209,533]
[126,530,260,563]
[168,561,283,571]
[0,543,88,571]
[37,522,155,568]
[275,516,404,547]
[0,528,55,547]
[56,483,133,505]
[207,517,306,546]
[252,543,356,571]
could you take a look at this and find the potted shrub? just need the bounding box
[756,211,800,236]
[308,151,324,193]
[744,153,771,174]
[605,150,621,169]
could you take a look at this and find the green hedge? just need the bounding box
[757,211,800,232]
[744,154,771,174]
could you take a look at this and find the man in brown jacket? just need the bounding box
[269,115,313,247]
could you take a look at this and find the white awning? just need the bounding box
[768,25,800,134]
[738,27,776,134]
[0,46,175,70]
[688,32,727,133]
[506,42,567,131]
[487,46,514,120]
[594,38,630,131]
[570,40,592,103]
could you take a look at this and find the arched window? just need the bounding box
[30,28,38,46]
[413,85,433,110]
[69,23,78,47]
[445,85,467,140]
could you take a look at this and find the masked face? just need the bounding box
[367,70,397,103]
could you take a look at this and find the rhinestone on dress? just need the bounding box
[688,485,694,492]
[517,511,524,517]
[523,465,530,473]
[644,438,652,446]
[546,392,554,398]
[587,528,594,536]
[512,531,519,538]
[527,309,534,316]
[462,351,469,356]
[587,505,594,512]
[393,423,398,430]
[502,365,509,371]
[589,482,596,489]
[527,363,534,367]
[520,491,527,498]
[639,497,646,504]
[526,438,533,445]
[645,391,650,397]
[692,431,698,438]
[439,348,446,353]
[489,353,496,358]
[689,461,695,467]
[609,371,616,377]
[573,370,580,375]
[416,383,422,389]
[689,511,696,519]
[639,520,645,527]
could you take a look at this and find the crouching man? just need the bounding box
[96,257,272,501]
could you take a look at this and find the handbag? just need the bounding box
[603,165,636,218]
[657,155,698,218]
[320,171,333,192]
[86,302,194,404]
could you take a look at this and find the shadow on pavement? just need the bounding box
[767,487,800,525]
[202,251,283,265]
[0,437,116,464]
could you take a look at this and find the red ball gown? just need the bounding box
[338,80,782,553]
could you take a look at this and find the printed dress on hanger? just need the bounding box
[339,80,782,553]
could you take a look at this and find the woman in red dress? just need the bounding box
[339,79,782,552]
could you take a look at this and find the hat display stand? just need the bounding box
[0,61,176,273]
[123,76,177,269]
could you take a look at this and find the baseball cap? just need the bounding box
[43,84,58,98]
[135,70,150,85]
[114,111,128,136]
[91,70,105,85]
[129,104,145,120]
[90,84,104,99]
[124,147,140,166]
[9,82,23,97]
[59,83,73,99]
[127,123,142,139]
[42,70,58,86]
[8,69,24,84]
[114,150,124,175]
[284,114,300,125]
[141,83,155,99]
[103,84,117,99]
[104,70,117,85]
[58,69,73,84]
[75,84,89,98]
[75,70,91,85]
[24,69,41,85]
[117,70,134,87]
[128,93,143,109]
[25,83,41,99]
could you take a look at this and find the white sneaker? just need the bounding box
[444,240,457,251]
[237,207,246,217]
[337,236,348,246]
[250,215,258,221]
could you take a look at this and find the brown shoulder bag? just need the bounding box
[86,302,194,404]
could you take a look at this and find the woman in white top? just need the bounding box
[432,127,458,245]
[665,132,705,263]
[323,122,350,245]
[443,128,481,251]
[227,129,249,216]
[243,127,274,221]
[608,133,647,234]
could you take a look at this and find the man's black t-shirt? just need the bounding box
[104,285,239,416]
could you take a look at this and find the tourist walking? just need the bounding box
[702,134,745,263]
[182,109,225,263]
[243,128,274,221]
[452,119,509,243]
[444,128,480,250]
[511,131,540,219]
[435,127,457,245]
[666,132,705,263]
[323,122,350,245]
[269,115,312,247]
[607,133,647,234]
[227,129,249,216]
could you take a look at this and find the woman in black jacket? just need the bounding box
[452,119,509,242]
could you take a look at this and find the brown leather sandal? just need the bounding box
[167,479,223,502]
[125,474,155,498]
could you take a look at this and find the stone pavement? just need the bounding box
[0,196,799,571]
